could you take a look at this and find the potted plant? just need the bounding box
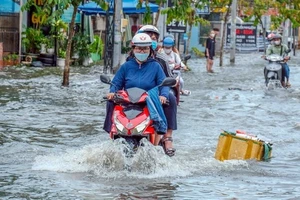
[89,35,104,62]
[3,53,19,66]
[45,37,55,54]
[3,54,12,66]
[40,36,49,54]
[57,48,66,68]
[55,24,68,68]
[48,19,68,60]
[72,33,91,66]
[22,27,45,54]
[10,53,19,65]
[120,40,131,64]
[121,41,131,54]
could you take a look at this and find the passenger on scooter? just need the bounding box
[161,34,190,71]
[137,25,177,156]
[161,37,191,96]
[162,34,180,54]
[267,32,275,43]
[265,34,291,87]
[103,32,176,156]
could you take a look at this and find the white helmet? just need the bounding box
[138,25,160,37]
[272,34,282,40]
[131,33,152,47]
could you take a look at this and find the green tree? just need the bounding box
[22,0,108,86]
[210,0,300,65]
[241,0,300,50]
[140,0,210,55]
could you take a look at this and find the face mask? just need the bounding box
[274,40,280,45]
[151,41,157,50]
[134,52,149,62]
[210,33,215,38]
[164,48,172,54]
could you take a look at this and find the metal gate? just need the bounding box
[0,13,20,53]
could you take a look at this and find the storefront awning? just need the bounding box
[78,0,159,15]
[0,0,20,13]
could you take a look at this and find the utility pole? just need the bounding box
[18,0,23,64]
[230,0,237,64]
[113,0,122,73]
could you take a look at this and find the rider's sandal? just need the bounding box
[159,137,176,157]
[286,82,291,88]
[181,90,191,96]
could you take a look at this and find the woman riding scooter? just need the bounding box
[265,34,291,87]
[137,25,177,156]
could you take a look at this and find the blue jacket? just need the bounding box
[110,57,169,99]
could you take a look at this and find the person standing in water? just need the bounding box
[205,30,216,73]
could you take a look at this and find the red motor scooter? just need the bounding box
[100,75,176,155]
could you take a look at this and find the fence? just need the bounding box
[0,13,20,53]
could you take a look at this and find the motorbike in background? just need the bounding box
[100,75,176,156]
[264,49,290,89]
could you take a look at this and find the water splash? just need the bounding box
[32,138,251,179]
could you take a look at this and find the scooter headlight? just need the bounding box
[131,116,151,135]
[113,113,126,134]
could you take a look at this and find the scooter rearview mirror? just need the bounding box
[100,74,111,84]
[160,77,177,87]
[184,54,191,61]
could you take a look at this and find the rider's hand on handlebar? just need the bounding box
[159,96,167,104]
[284,56,290,61]
[106,93,115,100]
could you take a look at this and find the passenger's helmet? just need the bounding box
[138,25,160,38]
[131,33,152,47]
[163,34,175,41]
[267,33,275,41]
[163,37,175,47]
[272,34,282,40]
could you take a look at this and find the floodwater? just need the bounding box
[1,51,300,200]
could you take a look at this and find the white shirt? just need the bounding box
[161,49,182,70]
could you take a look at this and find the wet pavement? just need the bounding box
[1,50,300,199]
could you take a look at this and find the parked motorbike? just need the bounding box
[100,75,176,155]
[264,49,290,89]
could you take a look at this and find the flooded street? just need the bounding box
[1,51,300,200]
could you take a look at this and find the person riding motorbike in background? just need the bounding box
[137,25,177,156]
[103,33,171,152]
[265,34,291,87]
[161,36,191,96]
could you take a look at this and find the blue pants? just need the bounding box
[103,92,177,133]
[282,63,290,80]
